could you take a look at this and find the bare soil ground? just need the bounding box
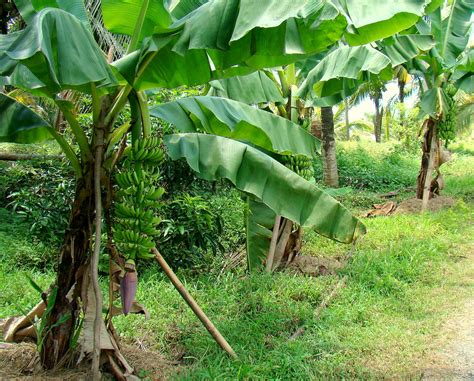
[421,237,474,381]
[0,342,177,380]
[395,196,456,214]
[422,298,474,380]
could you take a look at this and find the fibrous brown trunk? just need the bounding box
[416,119,439,202]
[321,106,339,188]
[40,162,95,369]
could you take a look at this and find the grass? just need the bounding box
[0,140,473,379]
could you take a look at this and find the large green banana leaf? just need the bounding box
[0,93,52,143]
[297,45,392,101]
[0,8,117,94]
[420,87,450,117]
[208,71,284,104]
[113,0,432,90]
[164,133,366,244]
[169,0,209,19]
[378,35,434,67]
[102,0,172,42]
[14,0,89,25]
[453,50,474,93]
[113,35,214,89]
[430,0,473,67]
[246,198,276,271]
[113,0,347,89]
[333,0,426,46]
[151,96,320,157]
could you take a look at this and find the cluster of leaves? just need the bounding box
[159,194,224,269]
[2,159,74,245]
[390,105,423,153]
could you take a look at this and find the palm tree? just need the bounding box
[320,106,339,187]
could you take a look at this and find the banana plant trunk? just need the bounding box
[321,106,339,188]
[416,118,439,203]
[40,161,95,369]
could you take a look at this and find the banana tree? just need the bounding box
[0,0,435,376]
[406,0,473,209]
[200,13,436,270]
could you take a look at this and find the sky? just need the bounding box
[348,81,417,122]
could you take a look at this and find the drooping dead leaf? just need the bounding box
[3,301,45,342]
[363,201,397,217]
[79,279,114,357]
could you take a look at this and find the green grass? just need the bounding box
[104,200,472,380]
[0,140,473,379]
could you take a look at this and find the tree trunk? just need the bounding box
[344,98,350,141]
[40,162,95,369]
[0,153,62,161]
[321,106,339,188]
[373,97,383,143]
[416,119,439,201]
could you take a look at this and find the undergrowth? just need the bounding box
[0,140,473,379]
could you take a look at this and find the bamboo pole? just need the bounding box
[152,248,237,359]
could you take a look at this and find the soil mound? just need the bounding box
[395,196,456,214]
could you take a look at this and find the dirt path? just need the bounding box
[421,235,474,381]
[422,297,474,380]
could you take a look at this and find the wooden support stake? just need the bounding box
[265,215,282,273]
[152,248,237,359]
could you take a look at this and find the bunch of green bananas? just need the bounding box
[113,137,165,262]
[280,154,314,181]
[438,86,457,145]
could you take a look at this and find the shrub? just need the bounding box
[3,159,74,246]
[159,194,225,269]
[313,142,419,192]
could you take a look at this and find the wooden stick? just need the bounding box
[91,126,105,380]
[152,248,237,359]
[289,276,347,341]
[265,215,282,273]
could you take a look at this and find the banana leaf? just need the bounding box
[0,8,117,94]
[0,93,52,143]
[169,0,209,19]
[114,0,347,90]
[297,45,392,101]
[378,35,434,67]
[334,0,426,46]
[14,0,89,26]
[430,0,473,67]
[208,71,284,104]
[246,198,276,271]
[151,96,320,157]
[164,133,366,244]
[102,0,172,42]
